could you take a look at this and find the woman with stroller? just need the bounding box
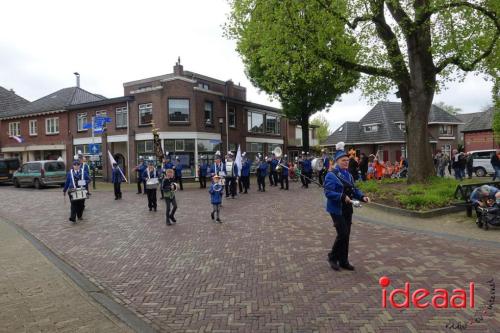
[470,185,500,228]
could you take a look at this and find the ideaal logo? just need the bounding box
[378,276,495,331]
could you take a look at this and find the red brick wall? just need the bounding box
[69,102,129,139]
[464,131,498,151]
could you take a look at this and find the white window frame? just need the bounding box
[115,107,128,128]
[77,113,88,132]
[247,110,265,133]
[139,103,153,126]
[439,125,453,135]
[45,117,59,135]
[29,120,37,136]
[8,122,20,137]
[175,140,185,151]
[168,99,190,123]
[364,125,378,132]
[198,83,209,90]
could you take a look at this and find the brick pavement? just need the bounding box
[0,218,133,333]
[0,182,499,332]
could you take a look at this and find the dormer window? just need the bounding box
[198,82,209,90]
[338,126,343,132]
[394,121,405,131]
[364,124,378,132]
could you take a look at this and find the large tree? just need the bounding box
[225,0,359,152]
[227,0,499,183]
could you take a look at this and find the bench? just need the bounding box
[454,181,500,217]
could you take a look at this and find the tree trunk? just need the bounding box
[401,26,437,184]
[300,114,310,153]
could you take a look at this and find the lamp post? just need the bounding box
[219,117,224,156]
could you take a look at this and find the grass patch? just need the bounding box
[357,177,479,211]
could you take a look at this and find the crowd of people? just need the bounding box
[433,149,500,181]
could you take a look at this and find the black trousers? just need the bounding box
[175,175,183,190]
[69,195,85,221]
[199,176,207,188]
[240,176,249,193]
[165,197,177,223]
[225,177,237,197]
[280,174,289,190]
[137,178,143,193]
[272,171,278,186]
[360,169,367,181]
[329,206,353,265]
[302,171,312,188]
[319,169,325,186]
[268,172,274,186]
[146,189,157,209]
[114,182,122,199]
[257,175,266,191]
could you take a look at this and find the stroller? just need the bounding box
[476,201,500,230]
[391,167,408,179]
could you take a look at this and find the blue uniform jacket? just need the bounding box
[271,159,278,172]
[164,162,174,170]
[324,166,364,215]
[209,183,224,204]
[303,159,312,173]
[210,163,226,176]
[174,163,183,177]
[137,163,147,180]
[470,186,499,206]
[199,163,208,177]
[258,162,268,176]
[112,167,125,183]
[142,169,158,180]
[280,161,288,176]
[323,156,330,170]
[241,161,251,177]
[63,169,90,193]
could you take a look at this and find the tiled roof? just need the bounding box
[462,108,494,132]
[323,101,462,146]
[0,87,104,119]
[0,86,29,115]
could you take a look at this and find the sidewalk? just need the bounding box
[355,203,500,245]
[0,219,133,333]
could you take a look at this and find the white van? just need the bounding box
[468,150,496,177]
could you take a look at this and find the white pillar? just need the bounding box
[194,138,199,181]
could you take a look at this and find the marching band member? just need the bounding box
[279,154,289,190]
[225,152,239,199]
[112,162,125,200]
[270,154,279,186]
[209,174,224,223]
[198,156,208,189]
[319,149,330,185]
[257,154,268,192]
[160,154,174,199]
[143,160,159,212]
[239,152,251,194]
[134,157,147,194]
[78,152,91,196]
[174,156,184,191]
[161,169,178,225]
[324,149,370,271]
[302,152,313,188]
[210,151,226,177]
[63,158,90,223]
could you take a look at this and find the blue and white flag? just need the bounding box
[235,145,242,176]
[11,135,24,143]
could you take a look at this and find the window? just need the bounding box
[473,151,494,159]
[198,83,209,90]
[266,115,280,134]
[229,108,236,128]
[45,162,65,172]
[247,142,264,152]
[439,125,453,135]
[77,113,87,131]
[204,102,213,126]
[175,140,185,151]
[442,144,451,156]
[96,110,107,117]
[168,99,190,122]
[139,103,153,125]
[8,122,20,137]
[396,122,405,131]
[45,118,59,134]
[29,120,37,136]
[364,125,378,132]
[269,143,281,153]
[116,107,128,128]
[136,140,155,164]
[28,163,41,173]
[247,111,264,133]
[338,126,343,132]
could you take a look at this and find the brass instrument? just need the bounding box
[171,182,178,192]
[213,183,223,192]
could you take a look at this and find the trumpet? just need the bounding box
[171,182,178,192]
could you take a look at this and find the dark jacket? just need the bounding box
[324,166,364,215]
[63,169,90,193]
[209,182,224,204]
[112,167,125,183]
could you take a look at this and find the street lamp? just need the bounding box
[219,117,224,156]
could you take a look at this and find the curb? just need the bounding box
[367,202,464,218]
[4,219,157,333]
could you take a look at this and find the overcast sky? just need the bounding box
[1,0,494,132]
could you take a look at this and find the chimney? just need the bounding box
[9,88,15,94]
[74,72,80,88]
[173,56,183,76]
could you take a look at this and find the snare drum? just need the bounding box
[146,178,159,189]
[69,188,88,201]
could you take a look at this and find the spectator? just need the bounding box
[359,153,369,181]
[374,157,384,181]
[492,150,500,181]
[348,153,359,181]
[436,152,448,178]
[466,152,474,179]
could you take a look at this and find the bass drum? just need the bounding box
[311,158,324,171]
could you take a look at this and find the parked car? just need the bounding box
[468,150,496,177]
[13,160,66,189]
[0,158,21,184]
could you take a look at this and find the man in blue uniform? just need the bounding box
[225,152,239,198]
[198,156,208,189]
[271,154,279,186]
[210,152,226,177]
[112,162,125,200]
[319,149,330,185]
[63,159,90,223]
[279,154,289,190]
[302,152,313,188]
[257,155,268,192]
[239,152,251,194]
[174,156,184,191]
[135,157,147,194]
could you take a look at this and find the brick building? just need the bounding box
[461,108,499,151]
[323,101,463,162]
[0,87,103,163]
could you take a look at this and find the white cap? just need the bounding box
[73,154,79,160]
